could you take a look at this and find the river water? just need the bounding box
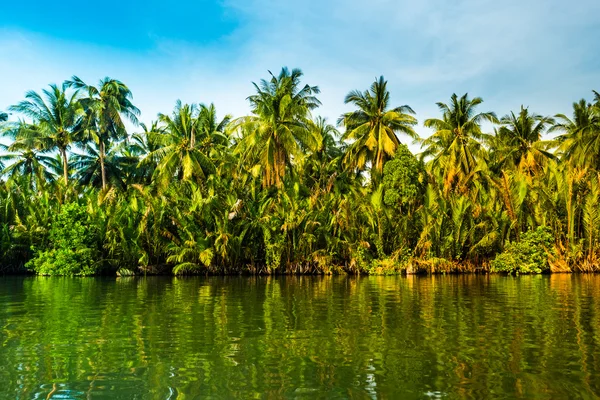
[0,275,599,399]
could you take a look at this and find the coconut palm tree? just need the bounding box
[0,148,55,188]
[302,117,342,190]
[232,67,321,187]
[197,103,234,175]
[422,93,497,192]
[309,117,341,156]
[0,121,55,186]
[129,121,165,184]
[141,101,215,188]
[8,83,83,184]
[197,103,231,150]
[0,123,55,190]
[70,142,134,189]
[67,76,140,189]
[488,106,555,175]
[339,76,418,179]
[131,121,164,155]
[551,96,600,169]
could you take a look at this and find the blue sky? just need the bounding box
[1,0,239,48]
[1,0,599,144]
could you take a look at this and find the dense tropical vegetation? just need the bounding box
[1,68,599,275]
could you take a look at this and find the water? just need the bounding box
[0,275,599,399]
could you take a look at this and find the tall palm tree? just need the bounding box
[0,148,55,186]
[232,67,321,187]
[129,121,165,184]
[309,116,341,159]
[8,83,83,184]
[67,76,140,189]
[197,103,234,177]
[339,76,418,178]
[197,103,231,150]
[422,93,497,192]
[130,121,164,156]
[0,123,55,189]
[550,96,600,169]
[141,101,215,188]
[488,106,555,175]
[303,117,342,190]
[71,142,134,189]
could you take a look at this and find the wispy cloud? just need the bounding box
[1,0,599,147]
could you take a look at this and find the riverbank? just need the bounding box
[3,256,599,276]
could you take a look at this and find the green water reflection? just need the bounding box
[0,275,599,399]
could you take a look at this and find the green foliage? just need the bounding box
[26,203,101,276]
[339,76,418,177]
[491,227,555,274]
[1,71,600,275]
[367,247,412,275]
[382,144,424,208]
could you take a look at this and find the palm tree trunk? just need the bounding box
[100,141,107,190]
[60,148,68,185]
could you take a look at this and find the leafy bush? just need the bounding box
[382,144,424,208]
[26,203,101,276]
[491,227,555,274]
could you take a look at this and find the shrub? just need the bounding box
[382,144,424,209]
[26,203,101,276]
[491,226,555,274]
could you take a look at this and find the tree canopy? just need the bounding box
[0,69,599,275]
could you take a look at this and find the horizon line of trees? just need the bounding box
[1,67,599,275]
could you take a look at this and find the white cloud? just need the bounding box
[1,0,599,153]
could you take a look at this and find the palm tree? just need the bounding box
[0,124,55,189]
[130,122,164,155]
[232,67,321,187]
[67,76,140,189]
[8,83,83,184]
[197,103,231,150]
[550,96,600,169]
[303,117,342,190]
[129,121,165,184]
[488,106,555,175]
[71,142,133,189]
[309,116,341,159]
[44,153,69,179]
[0,148,55,188]
[339,76,418,178]
[141,101,215,188]
[197,103,233,175]
[422,93,497,192]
